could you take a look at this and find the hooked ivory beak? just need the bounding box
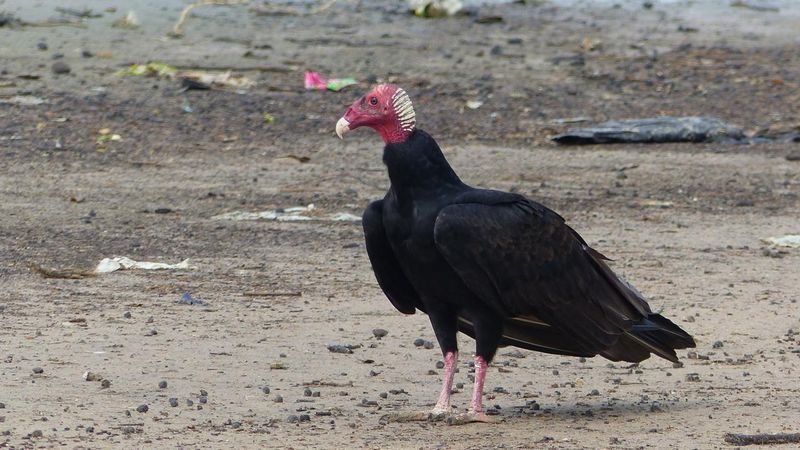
[335,117,350,139]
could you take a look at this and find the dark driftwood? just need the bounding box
[552,117,744,145]
[724,433,800,446]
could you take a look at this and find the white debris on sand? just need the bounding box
[212,204,361,222]
[95,256,192,273]
[761,234,800,248]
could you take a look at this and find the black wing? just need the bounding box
[433,190,653,355]
[363,200,422,314]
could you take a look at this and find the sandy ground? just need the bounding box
[1,0,800,448]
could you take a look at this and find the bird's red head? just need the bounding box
[336,84,416,144]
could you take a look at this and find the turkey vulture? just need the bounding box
[336,84,695,423]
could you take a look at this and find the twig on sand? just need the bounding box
[29,263,96,279]
[724,433,800,446]
[250,0,338,16]
[169,0,250,38]
[242,291,302,297]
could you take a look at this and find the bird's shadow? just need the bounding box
[504,397,709,422]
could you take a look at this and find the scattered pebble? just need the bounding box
[158,380,167,389]
[493,386,508,394]
[304,388,312,397]
[32,367,44,374]
[136,404,149,413]
[712,341,724,349]
[169,398,178,407]
[423,341,435,350]
[262,387,270,394]
[186,399,194,406]
[589,389,600,396]
[685,373,701,382]
[145,329,158,336]
[287,415,299,423]
[455,383,464,389]
[100,379,111,389]
[123,311,131,319]
[37,42,48,51]
[312,391,320,398]
[327,344,353,354]
[379,392,388,399]
[435,361,445,369]
[372,328,388,339]
[672,361,684,369]
[413,338,425,347]
[273,395,283,403]
[30,430,43,438]
[199,396,207,404]
[51,61,71,75]
[200,389,208,397]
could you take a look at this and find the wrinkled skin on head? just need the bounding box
[336,84,415,144]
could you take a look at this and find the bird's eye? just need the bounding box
[370,97,378,106]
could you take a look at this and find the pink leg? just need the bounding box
[446,355,498,424]
[432,351,457,415]
[470,355,488,414]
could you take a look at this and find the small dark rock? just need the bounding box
[37,42,48,51]
[169,398,178,407]
[136,404,148,413]
[493,386,508,394]
[786,151,800,161]
[0,402,5,409]
[51,61,71,75]
[327,344,353,354]
[81,50,93,58]
[123,311,131,319]
[31,430,43,438]
[273,395,283,403]
[672,361,683,369]
[413,338,425,347]
[372,328,388,339]
[685,373,701,382]
[435,361,445,369]
[304,388,312,397]
[455,383,464,389]
[200,389,208,397]
[154,208,172,214]
[262,387,270,395]
[186,399,194,406]
[198,396,207,404]
[712,341,724,349]
[100,379,111,389]
[589,389,600,396]
[286,415,299,423]
[423,341,435,350]
[158,380,168,389]
[299,414,310,422]
[312,391,320,398]
[32,367,44,374]
[145,329,157,336]
[379,392,388,399]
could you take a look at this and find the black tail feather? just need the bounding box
[621,314,696,363]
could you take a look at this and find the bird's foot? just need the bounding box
[380,408,451,424]
[446,411,501,426]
